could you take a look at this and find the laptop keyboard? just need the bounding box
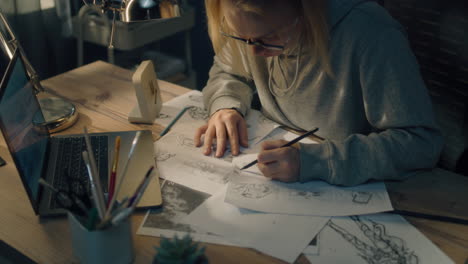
[50,135,108,209]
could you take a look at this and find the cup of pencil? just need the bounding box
[68,211,134,264]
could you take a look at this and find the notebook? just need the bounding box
[0,49,162,216]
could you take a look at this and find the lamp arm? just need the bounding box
[0,11,44,93]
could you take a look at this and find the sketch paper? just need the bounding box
[225,173,393,216]
[180,187,330,263]
[155,90,279,147]
[162,89,205,109]
[156,104,209,133]
[303,214,454,264]
[155,131,235,194]
[137,180,238,247]
[302,235,320,255]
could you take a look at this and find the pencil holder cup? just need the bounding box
[68,213,134,264]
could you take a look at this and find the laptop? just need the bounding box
[0,49,162,216]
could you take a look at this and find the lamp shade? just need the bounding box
[120,0,181,22]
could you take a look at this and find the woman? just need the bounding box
[194,0,443,186]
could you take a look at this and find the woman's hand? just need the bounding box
[257,140,300,182]
[194,109,248,157]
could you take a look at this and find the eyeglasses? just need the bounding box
[219,17,298,51]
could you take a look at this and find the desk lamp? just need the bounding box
[0,11,78,133]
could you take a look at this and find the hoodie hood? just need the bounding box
[327,0,372,31]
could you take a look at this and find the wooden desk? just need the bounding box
[0,61,467,264]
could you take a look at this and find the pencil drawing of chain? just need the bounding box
[327,216,419,264]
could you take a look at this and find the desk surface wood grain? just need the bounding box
[1,61,467,264]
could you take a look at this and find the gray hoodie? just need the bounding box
[202,0,443,186]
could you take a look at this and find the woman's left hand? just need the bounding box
[257,140,300,182]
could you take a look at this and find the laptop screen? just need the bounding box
[0,50,49,203]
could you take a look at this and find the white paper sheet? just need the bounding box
[180,187,330,263]
[225,173,393,216]
[155,90,279,147]
[155,131,235,194]
[303,214,454,264]
[137,180,238,247]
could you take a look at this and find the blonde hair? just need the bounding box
[205,0,331,78]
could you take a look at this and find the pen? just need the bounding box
[127,166,155,208]
[110,168,154,226]
[107,136,121,208]
[105,131,142,220]
[83,127,106,219]
[82,151,106,219]
[96,197,129,229]
[159,106,190,137]
[240,127,319,170]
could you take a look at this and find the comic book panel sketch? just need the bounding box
[183,160,231,184]
[143,180,210,232]
[230,182,275,199]
[352,192,373,204]
[327,216,419,264]
[187,106,209,120]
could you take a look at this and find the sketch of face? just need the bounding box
[176,135,195,148]
[188,106,209,120]
[156,151,175,162]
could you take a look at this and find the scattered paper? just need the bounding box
[137,180,238,247]
[225,173,393,216]
[303,213,454,264]
[180,187,330,263]
[155,90,279,147]
[155,131,235,194]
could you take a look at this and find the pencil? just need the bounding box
[107,136,121,208]
[159,106,190,137]
[240,127,319,170]
[104,131,142,221]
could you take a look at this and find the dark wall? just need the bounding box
[160,0,214,90]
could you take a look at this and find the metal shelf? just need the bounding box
[71,7,195,50]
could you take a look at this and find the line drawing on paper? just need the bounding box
[176,134,196,148]
[143,181,211,232]
[327,216,419,264]
[230,182,274,199]
[352,191,373,204]
[156,151,176,162]
[289,190,324,200]
[183,160,231,184]
[187,106,209,120]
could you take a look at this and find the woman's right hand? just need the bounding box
[194,108,248,157]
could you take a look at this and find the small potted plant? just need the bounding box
[153,234,209,264]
